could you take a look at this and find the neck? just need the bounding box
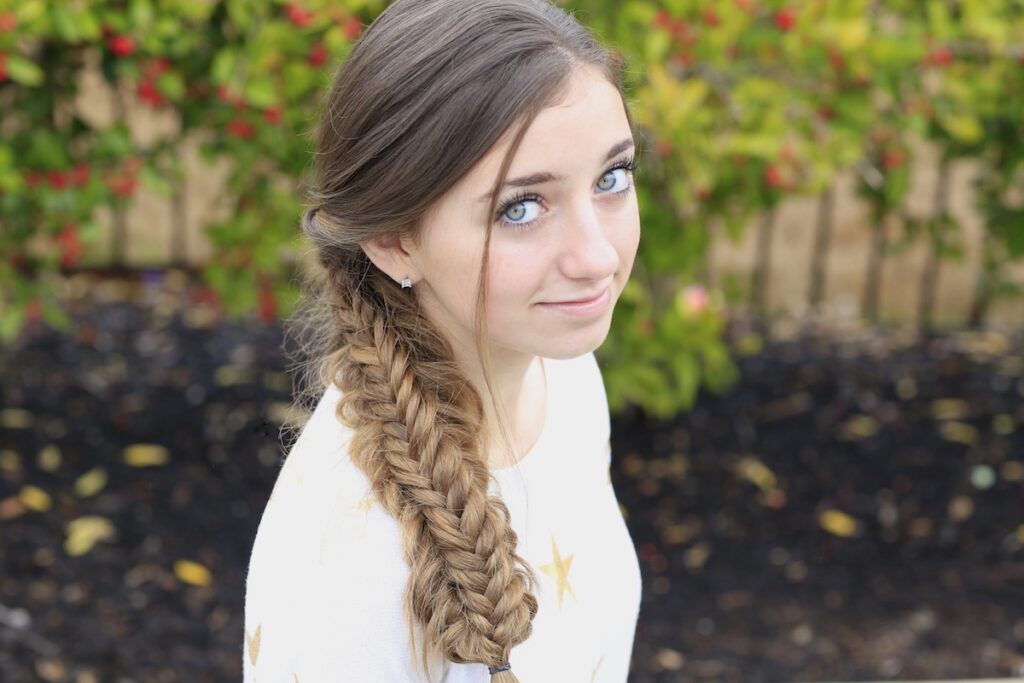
[451,344,545,469]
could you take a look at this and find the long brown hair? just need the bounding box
[284,1,631,680]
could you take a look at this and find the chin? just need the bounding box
[537,320,613,360]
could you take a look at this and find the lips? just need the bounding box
[545,287,609,305]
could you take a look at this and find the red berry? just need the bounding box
[828,49,845,71]
[817,105,835,121]
[307,42,328,67]
[55,224,83,268]
[263,106,282,125]
[774,8,796,32]
[670,51,694,67]
[344,16,363,40]
[138,79,166,107]
[0,12,16,33]
[284,3,314,28]
[48,171,69,190]
[764,164,785,188]
[108,34,136,57]
[151,57,170,75]
[669,19,691,42]
[925,47,953,66]
[106,174,137,198]
[696,186,712,201]
[882,148,905,169]
[258,279,277,323]
[71,163,90,187]
[702,9,720,27]
[734,0,753,10]
[25,298,41,324]
[217,85,235,103]
[25,170,44,188]
[0,52,7,82]
[652,10,672,30]
[227,119,254,139]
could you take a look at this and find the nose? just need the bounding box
[560,197,619,280]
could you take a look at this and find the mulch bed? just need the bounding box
[1,272,1022,682]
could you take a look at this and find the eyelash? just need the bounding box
[495,155,638,232]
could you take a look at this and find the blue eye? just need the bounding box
[500,195,543,231]
[597,167,631,192]
[494,155,637,232]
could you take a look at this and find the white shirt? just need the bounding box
[243,351,642,682]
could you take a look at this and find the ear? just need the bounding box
[358,231,420,286]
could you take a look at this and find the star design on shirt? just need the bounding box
[538,535,576,609]
[591,653,605,681]
[245,623,261,665]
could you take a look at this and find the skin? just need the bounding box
[360,64,641,470]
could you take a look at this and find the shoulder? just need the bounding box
[551,350,610,434]
[246,383,437,680]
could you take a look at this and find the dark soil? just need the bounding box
[1,272,1022,683]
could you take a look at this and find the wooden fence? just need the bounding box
[73,54,1024,331]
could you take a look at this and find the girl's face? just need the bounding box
[394,65,640,361]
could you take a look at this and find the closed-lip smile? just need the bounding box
[544,286,609,305]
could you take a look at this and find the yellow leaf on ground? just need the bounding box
[0,409,33,429]
[820,508,858,537]
[0,449,21,473]
[175,559,213,587]
[73,467,109,498]
[65,516,116,556]
[123,444,169,467]
[19,485,52,512]
[735,455,777,491]
[940,421,978,446]
[37,445,62,472]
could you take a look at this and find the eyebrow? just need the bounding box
[477,137,635,205]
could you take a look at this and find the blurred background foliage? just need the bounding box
[1,0,1022,417]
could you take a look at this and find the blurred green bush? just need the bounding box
[1,0,1022,417]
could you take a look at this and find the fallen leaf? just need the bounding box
[735,455,777,491]
[73,467,108,497]
[931,398,970,421]
[123,444,169,467]
[819,508,858,537]
[175,559,213,586]
[37,445,61,472]
[19,485,52,512]
[65,516,116,556]
[0,409,33,429]
[940,421,978,446]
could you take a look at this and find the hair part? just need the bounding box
[283,1,632,680]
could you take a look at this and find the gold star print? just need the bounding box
[538,535,576,609]
[246,624,261,665]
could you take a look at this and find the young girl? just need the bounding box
[243,0,643,680]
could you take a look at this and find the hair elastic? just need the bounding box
[488,662,511,675]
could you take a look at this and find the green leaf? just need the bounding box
[49,4,80,42]
[130,0,155,30]
[140,166,173,197]
[243,77,278,109]
[6,55,44,87]
[157,72,186,100]
[211,50,237,85]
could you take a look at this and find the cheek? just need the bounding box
[485,241,545,307]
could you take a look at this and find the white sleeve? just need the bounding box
[291,505,448,683]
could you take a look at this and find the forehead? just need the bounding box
[452,66,630,199]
